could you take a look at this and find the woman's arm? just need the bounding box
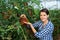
[29,24,37,33]
[27,21,41,28]
[24,22,54,38]
[24,22,37,33]
[34,25,54,38]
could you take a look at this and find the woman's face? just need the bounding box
[40,12,49,22]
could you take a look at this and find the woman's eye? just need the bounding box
[40,15,46,16]
[40,15,42,16]
[44,15,46,16]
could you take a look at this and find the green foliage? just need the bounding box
[49,10,60,37]
[0,0,40,40]
[31,0,40,5]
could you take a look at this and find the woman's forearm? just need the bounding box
[24,22,37,33]
[30,24,37,33]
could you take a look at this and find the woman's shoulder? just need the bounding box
[49,21,54,25]
[33,20,42,25]
[35,20,42,23]
[48,20,54,28]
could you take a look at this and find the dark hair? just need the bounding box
[40,8,49,15]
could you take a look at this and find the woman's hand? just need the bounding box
[24,22,37,33]
[24,22,32,25]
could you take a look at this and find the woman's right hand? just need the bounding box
[24,22,32,25]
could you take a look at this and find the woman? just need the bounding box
[24,8,54,40]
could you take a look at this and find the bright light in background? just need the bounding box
[28,1,43,9]
[28,0,60,10]
[28,1,40,9]
[41,1,58,10]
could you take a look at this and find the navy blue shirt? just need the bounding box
[32,20,54,40]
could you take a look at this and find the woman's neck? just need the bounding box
[43,20,48,25]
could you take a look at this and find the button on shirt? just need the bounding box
[32,20,54,40]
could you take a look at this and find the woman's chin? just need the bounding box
[41,20,46,22]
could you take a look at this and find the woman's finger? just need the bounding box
[24,22,29,25]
